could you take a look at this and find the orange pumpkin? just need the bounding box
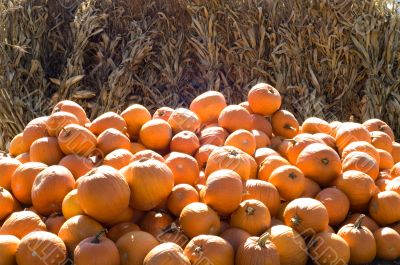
[199,126,229,146]
[315,188,350,226]
[343,213,379,233]
[157,222,189,247]
[376,177,391,191]
[203,169,243,215]
[250,114,273,137]
[386,176,400,194]
[252,129,271,148]
[301,117,332,134]
[258,155,289,181]
[0,234,20,265]
[170,131,200,155]
[248,83,281,116]
[300,177,321,198]
[62,189,84,219]
[370,131,393,152]
[0,188,16,221]
[337,214,376,265]
[31,165,75,215]
[59,154,94,179]
[16,231,67,265]
[309,232,350,265]
[97,128,131,155]
[242,179,280,217]
[313,133,337,149]
[283,198,329,236]
[179,202,220,238]
[89,111,127,135]
[373,227,400,260]
[140,210,173,238]
[131,150,165,163]
[363,118,395,141]
[335,122,371,151]
[167,184,199,216]
[341,140,380,162]
[184,235,234,265]
[378,148,394,170]
[167,108,201,134]
[103,149,134,170]
[393,142,400,163]
[369,190,400,226]
[58,214,103,256]
[52,100,88,126]
[271,110,300,139]
[224,129,256,155]
[342,151,379,180]
[74,230,120,265]
[165,152,199,185]
[190,91,227,124]
[194,144,217,169]
[45,213,66,234]
[254,148,280,165]
[116,231,159,265]
[286,133,324,164]
[29,137,64,166]
[130,142,146,154]
[107,222,140,242]
[22,116,49,147]
[335,170,375,211]
[269,165,305,201]
[46,111,79,136]
[120,104,151,139]
[239,101,253,112]
[58,124,97,156]
[218,105,252,132]
[139,119,172,150]
[144,242,191,265]
[153,106,174,121]
[15,153,30,163]
[235,233,280,265]
[230,199,271,236]
[8,133,29,157]
[0,211,46,239]
[392,162,400,178]
[220,228,251,252]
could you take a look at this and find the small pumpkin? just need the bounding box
[74,229,120,265]
[235,233,280,265]
[8,133,29,157]
[59,154,94,179]
[120,104,151,139]
[103,149,134,170]
[270,165,305,200]
[252,129,271,148]
[254,148,280,165]
[15,153,30,163]
[342,151,379,180]
[22,117,49,147]
[220,228,251,252]
[139,119,172,150]
[165,152,199,185]
[230,199,271,236]
[144,242,191,265]
[167,108,201,134]
[0,235,19,265]
[0,211,46,239]
[58,124,97,156]
[45,213,66,234]
[286,133,324,164]
[373,227,400,261]
[46,111,80,136]
[199,126,229,146]
[301,117,332,134]
[0,188,16,221]
[89,111,127,135]
[179,202,220,238]
[167,184,199,216]
[378,148,394,170]
[370,131,393,152]
[170,131,200,155]
[107,222,140,242]
[248,83,281,116]
[52,100,88,126]
[335,122,371,151]
[97,128,131,155]
[140,210,173,238]
[131,150,165,163]
[369,190,400,226]
[130,142,146,154]
[313,133,337,149]
[153,106,174,121]
[309,232,350,265]
[258,155,290,181]
[218,105,252,132]
[315,188,350,226]
[300,177,321,198]
[195,144,217,169]
[271,110,300,139]
[242,179,280,217]
[250,114,273,137]
[343,213,379,233]
[29,137,64,166]
[190,91,227,124]
[393,142,400,163]
[62,189,84,219]
[341,140,380,163]
[363,118,395,141]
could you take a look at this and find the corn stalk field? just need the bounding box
[0,0,399,150]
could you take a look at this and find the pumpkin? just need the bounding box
[165,152,199,185]
[107,222,141,242]
[248,83,281,116]
[268,225,307,265]
[179,202,220,238]
[341,141,380,163]
[170,131,200,155]
[131,150,165,162]
[335,170,375,211]
[286,133,324,164]
[199,126,229,146]
[370,131,393,152]
[89,111,127,135]
[195,144,217,169]
[369,190,400,226]
[157,221,189,247]
[230,199,271,236]
[378,148,394,170]
[313,133,337,149]
[130,142,146,154]
[184,235,234,265]
[335,122,371,151]
[190,91,227,124]
[250,114,273,137]
[392,162,400,178]
[342,151,379,180]
[58,214,103,256]
[107,207,136,226]
[52,100,88,126]
[15,153,30,163]
[0,235,19,265]
[46,111,80,136]
[235,233,280,265]
[246,152,258,179]
[74,230,120,265]
[252,129,271,148]
[270,165,305,200]
[315,188,350,226]
[309,232,350,265]
[0,188,16,221]
[44,212,66,234]
[254,148,280,165]
[103,149,134,170]
[97,128,131,155]
[144,242,191,265]
[123,159,173,211]
[59,154,94,179]
[373,227,400,260]
[116,231,159,265]
[220,228,251,252]
[283,198,329,236]
[153,106,174,121]
[167,184,199,216]
[167,108,201,134]
[393,142,400,163]
[337,214,376,264]
[239,101,253,112]
[218,105,252,132]
[62,189,84,219]
[78,166,130,223]
[205,146,252,181]
[296,143,341,186]
[16,231,67,265]
[9,133,29,157]
[271,110,300,138]
[22,117,49,147]
[387,177,400,194]
[119,104,151,138]
[0,211,46,239]
[242,179,280,217]
[203,169,243,216]
[139,119,172,150]
[140,210,173,238]
[329,121,343,137]
[363,118,395,141]
[376,177,391,191]
[343,213,379,233]
[30,137,64,166]
[300,177,321,198]
[301,117,332,134]
[58,124,97,156]
[224,129,256,155]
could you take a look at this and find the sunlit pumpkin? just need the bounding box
[242,179,280,217]
[342,151,379,180]
[0,235,20,265]
[373,227,400,261]
[315,188,350,226]
[89,111,127,135]
[235,233,280,265]
[167,184,199,216]
[309,232,350,265]
[0,211,46,239]
[170,131,200,155]
[144,242,191,265]
[153,106,174,121]
[139,119,172,150]
[301,117,332,134]
[52,100,88,126]
[335,122,371,151]
[224,129,256,155]
[29,137,64,166]
[165,152,199,185]
[218,105,252,132]
[58,124,97,156]
[369,190,400,226]
[190,91,227,124]
[248,83,281,116]
[271,110,299,139]
[199,126,229,146]
[168,108,201,134]
[363,118,395,141]
[269,165,305,201]
[62,189,84,219]
[120,104,151,139]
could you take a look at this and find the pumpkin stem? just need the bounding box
[321,158,329,165]
[246,206,256,215]
[354,214,365,229]
[0,187,3,192]
[268,88,275,94]
[291,215,302,227]
[228,149,239,156]
[378,125,386,131]
[258,232,271,247]
[92,229,108,244]
[194,246,203,255]
[284,124,295,131]
[288,172,297,179]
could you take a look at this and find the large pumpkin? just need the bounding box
[235,233,280,265]
[89,111,127,135]
[167,108,201,134]
[0,211,46,239]
[16,231,67,265]
[203,169,243,216]
[189,91,227,124]
[139,119,172,150]
[0,188,17,221]
[116,231,159,265]
[258,155,290,181]
[170,131,200,155]
[144,242,191,265]
[271,110,299,139]
[335,122,371,151]
[77,166,130,223]
[301,117,332,134]
[0,235,20,265]
[52,100,88,126]
[220,228,251,252]
[363,118,395,141]
[248,83,281,116]
[167,184,199,216]
[184,235,234,265]
[59,154,94,179]
[120,104,151,139]
[218,105,252,132]
[242,179,280,217]
[97,128,131,155]
[58,124,97,156]
[31,165,75,215]
[46,111,79,136]
[269,165,305,201]
[373,227,400,261]
[309,232,350,265]
[369,190,400,226]
[165,152,199,185]
[342,151,379,180]
[315,188,350,226]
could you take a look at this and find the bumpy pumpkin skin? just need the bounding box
[144,242,191,265]
[309,232,350,265]
[0,235,20,265]
[190,91,227,124]
[235,234,280,265]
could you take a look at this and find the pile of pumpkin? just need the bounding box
[1,83,400,265]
